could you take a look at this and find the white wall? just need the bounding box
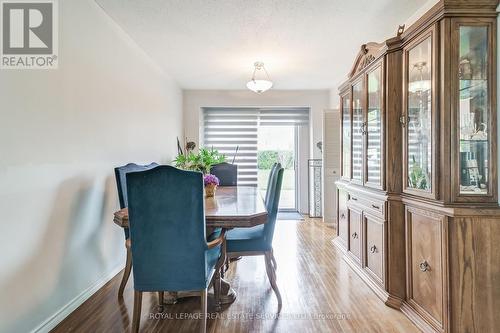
[183,90,329,213]
[322,109,340,223]
[0,1,183,332]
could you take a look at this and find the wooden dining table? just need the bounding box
[113,186,268,307]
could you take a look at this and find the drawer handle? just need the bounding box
[419,260,430,272]
[371,204,380,209]
[370,245,377,253]
[351,197,358,201]
[351,232,358,239]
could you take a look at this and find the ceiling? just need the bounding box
[95,0,428,90]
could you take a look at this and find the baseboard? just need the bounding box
[400,301,441,333]
[31,265,123,333]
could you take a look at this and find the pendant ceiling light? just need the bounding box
[408,61,431,93]
[246,61,273,93]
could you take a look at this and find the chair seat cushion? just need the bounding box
[206,228,222,242]
[226,224,271,253]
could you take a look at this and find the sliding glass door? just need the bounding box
[203,107,308,212]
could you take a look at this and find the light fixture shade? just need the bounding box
[247,61,273,93]
[246,79,273,94]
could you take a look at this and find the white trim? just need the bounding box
[31,265,123,333]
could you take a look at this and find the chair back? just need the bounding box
[264,163,280,207]
[114,162,158,239]
[115,162,159,209]
[126,165,209,291]
[263,166,284,247]
[210,162,238,186]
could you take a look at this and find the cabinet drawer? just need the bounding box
[348,207,362,263]
[364,214,385,285]
[337,189,349,248]
[406,207,447,331]
[349,194,385,218]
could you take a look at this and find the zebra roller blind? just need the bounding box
[203,107,309,186]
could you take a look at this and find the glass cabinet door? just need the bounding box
[352,81,364,183]
[405,35,433,193]
[457,25,490,196]
[366,66,383,187]
[341,92,351,179]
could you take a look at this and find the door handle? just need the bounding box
[370,245,377,253]
[351,232,358,239]
[419,260,430,272]
[361,122,367,135]
[399,115,408,127]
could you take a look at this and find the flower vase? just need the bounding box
[205,184,217,197]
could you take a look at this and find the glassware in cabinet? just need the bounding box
[457,25,490,195]
[405,36,433,193]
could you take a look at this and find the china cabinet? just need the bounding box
[334,1,500,332]
[336,28,407,309]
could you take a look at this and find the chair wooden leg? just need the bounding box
[265,252,282,313]
[200,289,207,333]
[132,290,142,333]
[118,247,132,298]
[271,248,277,270]
[158,291,164,311]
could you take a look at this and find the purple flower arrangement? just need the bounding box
[204,174,220,187]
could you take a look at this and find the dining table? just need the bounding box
[113,186,268,308]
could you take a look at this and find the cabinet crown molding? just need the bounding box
[348,42,387,79]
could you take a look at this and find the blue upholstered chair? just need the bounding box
[264,162,280,268]
[225,165,284,312]
[210,162,238,186]
[265,163,280,207]
[222,162,280,275]
[126,166,224,333]
[114,162,158,297]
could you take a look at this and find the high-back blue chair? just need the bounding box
[210,162,238,186]
[114,162,158,297]
[225,165,284,312]
[264,162,280,207]
[222,162,280,275]
[126,166,223,333]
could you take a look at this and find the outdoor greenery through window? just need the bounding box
[258,126,296,209]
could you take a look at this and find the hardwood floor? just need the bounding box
[52,218,418,333]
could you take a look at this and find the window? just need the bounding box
[202,107,309,187]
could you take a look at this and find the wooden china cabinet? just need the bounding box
[334,1,500,332]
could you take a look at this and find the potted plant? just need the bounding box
[204,174,219,197]
[174,146,226,196]
[173,147,226,174]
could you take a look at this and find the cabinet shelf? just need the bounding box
[460,139,488,143]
